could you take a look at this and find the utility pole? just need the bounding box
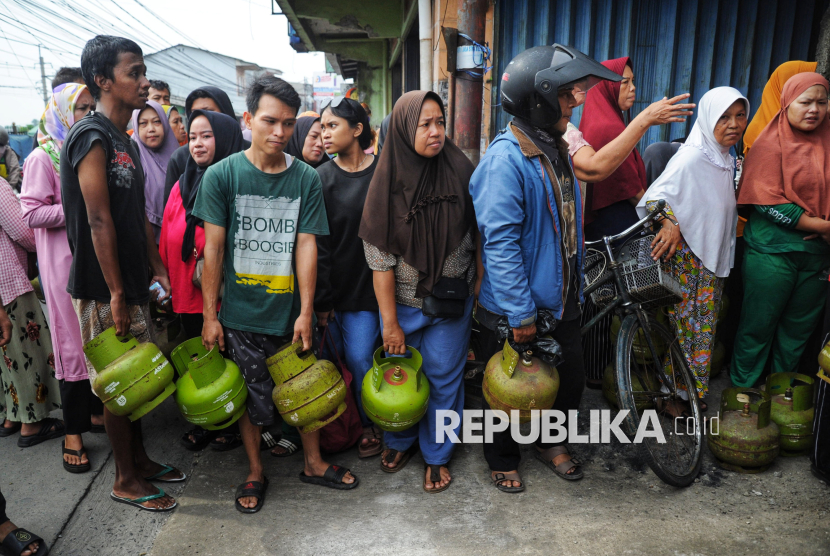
[38,44,48,105]
[453,0,488,164]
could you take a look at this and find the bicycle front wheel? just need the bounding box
[615,313,702,487]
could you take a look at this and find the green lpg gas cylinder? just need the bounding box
[87,327,176,421]
[818,340,830,384]
[610,313,668,364]
[482,340,559,423]
[708,388,779,473]
[361,346,429,432]
[267,342,346,433]
[766,372,814,457]
[601,363,657,411]
[171,337,247,430]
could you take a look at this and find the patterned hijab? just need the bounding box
[37,83,88,173]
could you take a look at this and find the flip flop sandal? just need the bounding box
[423,464,452,493]
[110,488,177,512]
[179,427,218,451]
[211,432,243,452]
[535,446,584,481]
[270,438,301,458]
[491,471,525,493]
[380,444,418,473]
[144,464,186,483]
[89,424,106,434]
[358,426,382,458]
[17,418,65,448]
[62,440,91,474]
[0,422,21,437]
[259,431,279,451]
[299,465,359,490]
[235,477,269,513]
[0,527,48,555]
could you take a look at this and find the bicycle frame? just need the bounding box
[581,199,671,376]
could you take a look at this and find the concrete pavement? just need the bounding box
[1,371,828,555]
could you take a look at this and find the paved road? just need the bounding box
[2,372,828,555]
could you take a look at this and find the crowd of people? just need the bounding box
[0,32,828,552]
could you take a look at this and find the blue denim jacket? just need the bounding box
[469,124,584,328]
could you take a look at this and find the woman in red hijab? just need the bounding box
[579,57,647,239]
[732,73,830,389]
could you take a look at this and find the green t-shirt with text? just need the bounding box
[192,152,329,336]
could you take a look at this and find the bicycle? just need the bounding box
[581,199,703,487]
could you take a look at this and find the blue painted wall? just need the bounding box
[493,0,827,149]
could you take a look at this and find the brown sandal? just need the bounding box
[535,446,583,481]
[358,425,383,458]
[423,464,452,493]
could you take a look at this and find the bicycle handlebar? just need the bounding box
[584,199,668,247]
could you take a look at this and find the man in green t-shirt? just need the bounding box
[193,75,358,513]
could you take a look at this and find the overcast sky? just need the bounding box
[0,0,325,127]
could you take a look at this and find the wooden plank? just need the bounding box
[730,0,760,95]
[574,0,594,55]
[647,0,679,145]
[533,0,551,48]
[790,0,815,59]
[712,0,739,86]
[555,0,574,45]
[670,0,699,140]
[612,0,635,59]
[593,0,614,61]
[770,0,796,69]
[747,0,777,119]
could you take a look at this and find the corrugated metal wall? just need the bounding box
[493,0,828,147]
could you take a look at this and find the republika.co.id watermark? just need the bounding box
[434,409,720,444]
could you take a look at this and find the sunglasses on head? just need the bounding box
[327,96,350,110]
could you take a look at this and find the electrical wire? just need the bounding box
[456,32,492,79]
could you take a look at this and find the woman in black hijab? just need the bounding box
[284,116,327,168]
[360,91,477,493]
[159,110,244,451]
[164,86,249,206]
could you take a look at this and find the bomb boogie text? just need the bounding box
[236,215,296,253]
[435,409,718,444]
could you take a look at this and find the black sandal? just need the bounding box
[17,418,65,448]
[535,446,584,481]
[491,471,525,493]
[179,427,218,452]
[0,422,21,438]
[299,465,359,490]
[380,444,418,473]
[211,431,243,452]
[234,476,269,514]
[424,464,452,493]
[62,439,90,474]
[0,527,48,555]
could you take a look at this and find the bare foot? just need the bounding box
[112,477,175,510]
[360,426,381,451]
[64,434,89,467]
[0,520,40,555]
[237,471,265,509]
[90,414,104,427]
[424,465,451,491]
[304,459,355,484]
[3,419,18,430]
[491,469,522,488]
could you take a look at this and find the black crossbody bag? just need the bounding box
[421,277,469,318]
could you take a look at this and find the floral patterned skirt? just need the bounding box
[0,291,61,423]
[666,241,725,399]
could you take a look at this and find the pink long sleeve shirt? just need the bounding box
[20,149,88,381]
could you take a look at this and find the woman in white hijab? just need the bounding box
[636,87,749,411]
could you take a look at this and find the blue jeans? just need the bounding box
[322,311,382,427]
[381,296,473,465]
